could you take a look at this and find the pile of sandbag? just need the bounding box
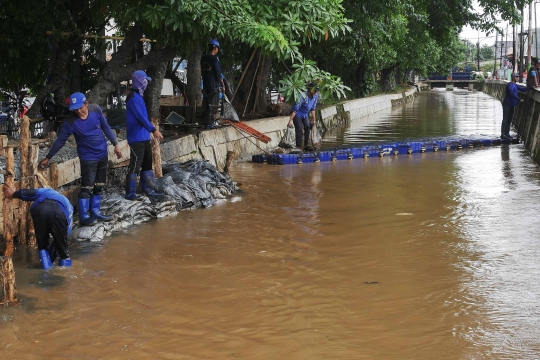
[69,159,239,242]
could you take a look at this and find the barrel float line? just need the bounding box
[252,136,519,165]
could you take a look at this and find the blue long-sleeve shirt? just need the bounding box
[291,92,319,119]
[14,188,74,234]
[125,91,155,144]
[47,104,118,161]
[503,82,533,106]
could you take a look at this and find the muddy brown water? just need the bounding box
[2,89,540,359]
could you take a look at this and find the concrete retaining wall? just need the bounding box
[483,80,540,164]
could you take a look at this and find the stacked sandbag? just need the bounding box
[69,159,238,242]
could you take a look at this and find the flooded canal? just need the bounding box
[2,89,540,359]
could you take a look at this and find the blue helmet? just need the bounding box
[208,39,220,48]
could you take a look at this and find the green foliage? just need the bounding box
[278,56,350,103]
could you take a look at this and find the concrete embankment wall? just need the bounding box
[163,87,418,170]
[483,80,540,164]
[0,87,418,237]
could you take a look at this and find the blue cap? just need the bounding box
[209,39,220,48]
[69,92,86,111]
[133,70,152,82]
[513,72,520,77]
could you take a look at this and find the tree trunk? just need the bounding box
[146,58,171,178]
[380,65,398,92]
[186,46,202,107]
[27,38,75,119]
[258,55,273,113]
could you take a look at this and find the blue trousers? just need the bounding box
[501,104,515,136]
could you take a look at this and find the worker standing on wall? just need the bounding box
[124,70,164,200]
[3,184,73,270]
[39,92,122,226]
[201,39,225,128]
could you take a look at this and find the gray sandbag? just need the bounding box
[279,126,296,149]
[220,94,240,122]
[310,123,322,149]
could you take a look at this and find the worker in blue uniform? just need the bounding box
[201,39,225,128]
[287,82,320,149]
[39,92,122,226]
[501,73,535,139]
[124,70,164,200]
[3,184,73,270]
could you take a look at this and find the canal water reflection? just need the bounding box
[2,89,540,359]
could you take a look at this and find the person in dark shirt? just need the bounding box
[527,65,538,87]
[3,185,73,270]
[201,39,225,128]
[39,92,122,226]
[501,73,535,139]
[125,70,164,200]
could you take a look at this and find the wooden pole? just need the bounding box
[27,145,40,247]
[3,147,15,257]
[242,52,263,117]
[50,162,59,189]
[151,117,163,178]
[231,48,257,103]
[18,116,31,245]
[0,256,19,306]
[36,173,53,189]
[251,56,266,117]
[0,135,7,157]
[223,151,236,176]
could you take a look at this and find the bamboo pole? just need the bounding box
[231,48,257,103]
[3,147,15,257]
[251,56,266,117]
[18,116,30,245]
[151,117,163,178]
[0,256,19,306]
[242,52,263,117]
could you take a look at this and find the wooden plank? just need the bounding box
[56,157,80,188]
[3,147,15,256]
[224,120,272,143]
[0,256,19,306]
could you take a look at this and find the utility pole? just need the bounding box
[476,33,480,71]
[494,32,498,78]
[521,7,525,82]
[514,23,517,75]
[534,1,539,62]
[528,1,533,70]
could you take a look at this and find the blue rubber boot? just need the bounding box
[78,198,97,227]
[125,174,144,200]
[39,250,53,270]
[58,258,72,267]
[90,194,113,221]
[140,170,163,197]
